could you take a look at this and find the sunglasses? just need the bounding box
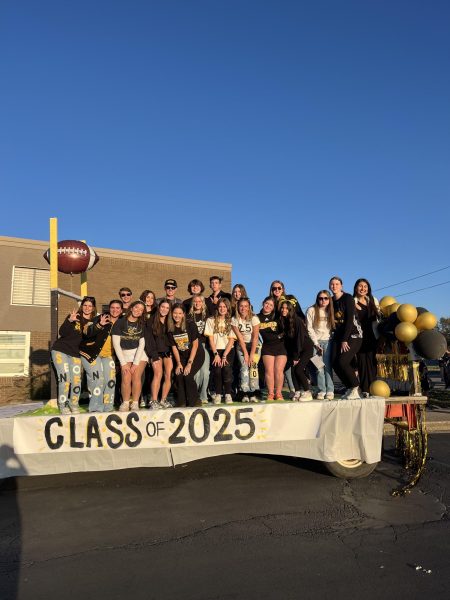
[272,286,282,291]
[318,297,329,301]
[120,293,131,297]
[165,286,176,290]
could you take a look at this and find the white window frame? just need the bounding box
[11,266,50,307]
[0,331,31,377]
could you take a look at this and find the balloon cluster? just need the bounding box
[378,297,446,360]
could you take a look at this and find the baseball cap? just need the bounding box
[164,278,178,288]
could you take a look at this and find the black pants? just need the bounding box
[332,337,362,389]
[357,350,377,393]
[212,348,235,395]
[292,346,314,392]
[173,352,202,407]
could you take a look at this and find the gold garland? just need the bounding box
[391,405,428,497]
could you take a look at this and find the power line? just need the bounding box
[374,265,450,291]
[395,279,450,298]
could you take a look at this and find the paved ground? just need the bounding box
[1,433,449,600]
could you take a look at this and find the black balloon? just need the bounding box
[416,307,428,316]
[377,313,400,341]
[413,330,447,360]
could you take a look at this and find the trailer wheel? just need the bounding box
[324,459,378,479]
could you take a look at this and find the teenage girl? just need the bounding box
[230,283,249,316]
[231,297,260,402]
[51,296,96,414]
[329,277,363,400]
[169,303,204,407]
[258,296,287,401]
[204,298,237,404]
[269,280,305,320]
[112,300,147,411]
[189,294,210,404]
[279,301,314,400]
[353,278,380,397]
[145,300,173,409]
[140,290,157,319]
[80,299,123,412]
[306,291,335,400]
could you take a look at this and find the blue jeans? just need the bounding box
[316,340,334,394]
[51,350,82,411]
[193,343,210,402]
[237,344,259,393]
[81,356,116,412]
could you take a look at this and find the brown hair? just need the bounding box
[313,290,335,330]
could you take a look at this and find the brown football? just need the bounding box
[43,240,99,274]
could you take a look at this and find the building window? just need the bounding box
[0,331,30,376]
[11,266,50,306]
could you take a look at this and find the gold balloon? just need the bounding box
[380,296,396,317]
[369,380,391,398]
[397,303,418,323]
[415,311,438,331]
[387,302,401,315]
[395,322,418,343]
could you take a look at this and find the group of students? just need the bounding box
[51,275,380,414]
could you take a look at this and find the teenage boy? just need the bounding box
[157,279,183,305]
[118,287,133,314]
[206,275,231,316]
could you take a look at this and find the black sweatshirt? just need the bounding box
[332,293,362,342]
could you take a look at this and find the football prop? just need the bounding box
[414,311,437,331]
[370,380,391,398]
[44,240,99,274]
[397,303,418,323]
[395,322,418,344]
[413,330,447,360]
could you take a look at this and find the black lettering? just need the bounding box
[105,414,124,449]
[188,409,210,443]
[213,408,233,442]
[73,386,81,394]
[69,416,84,448]
[168,412,186,444]
[58,373,67,383]
[156,422,165,434]
[235,408,256,440]
[86,416,103,448]
[107,379,115,389]
[125,413,142,448]
[44,417,64,450]
[146,421,157,437]
[93,372,100,380]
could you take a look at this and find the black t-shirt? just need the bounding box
[190,312,207,344]
[258,311,285,354]
[169,320,199,355]
[111,318,144,350]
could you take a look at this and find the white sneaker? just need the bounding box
[345,387,363,400]
[224,394,233,404]
[242,395,250,403]
[160,398,172,409]
[300,391,313,401]
[325,392,335,400]
[293,391,302,402]
[249,395,259,403]
[316,392,326,400]
[213,394,222,405]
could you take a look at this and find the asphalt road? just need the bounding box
[1,435,450,600]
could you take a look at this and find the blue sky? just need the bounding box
[1,0,449,317]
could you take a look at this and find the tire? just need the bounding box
[324,459,379,479]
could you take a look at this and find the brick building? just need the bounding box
[0,236,232,405]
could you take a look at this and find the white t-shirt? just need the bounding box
[231,315,260,344]
[204,317,237,350]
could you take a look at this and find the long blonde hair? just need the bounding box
[213,298,232,334]
[189,294,207,320]
[313,290,335,330]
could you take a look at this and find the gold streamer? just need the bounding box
[391,405,428,497]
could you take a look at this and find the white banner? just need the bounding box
[13,403,324,455]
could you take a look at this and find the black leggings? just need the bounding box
[212,348,235,395]
[332,337,362,389]
[292,347,314,392]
